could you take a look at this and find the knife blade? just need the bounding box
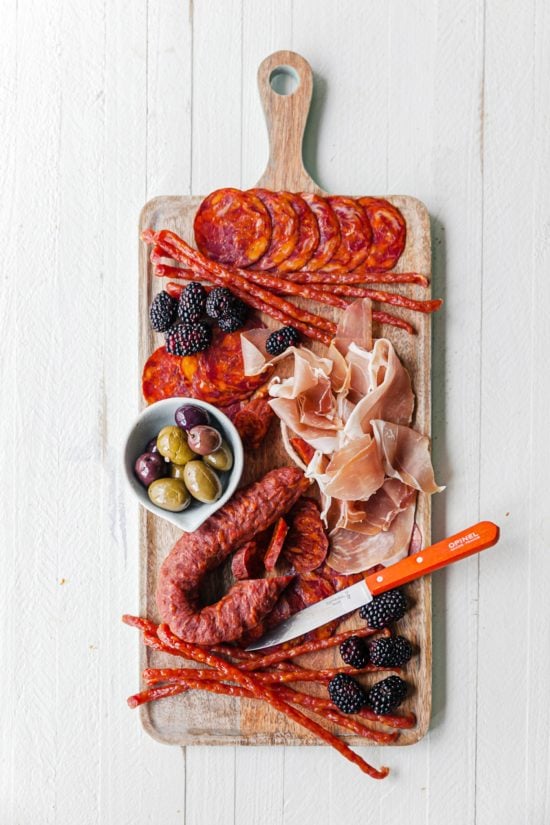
[246,520,500,651]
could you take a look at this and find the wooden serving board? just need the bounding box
[137,51,432,746]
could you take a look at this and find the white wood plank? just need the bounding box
[192,0,243,193]
[476,0,542,822]
[146,0,193,197]
[185,747,235,825]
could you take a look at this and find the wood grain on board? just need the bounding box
[137,51,432,746]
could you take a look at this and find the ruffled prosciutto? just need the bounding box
[240,300,442,574]
[327,502,417,574]
[372,420,445,494]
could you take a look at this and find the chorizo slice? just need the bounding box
[194,188,272,267]
[299,192,341,271]
[141,346,192,404]
[230,394,275,450]
[248,189,299,269]
[283,498,329,573]
[275,193,320,274]
[231,539,265,580]
[156,467,309,644]
[356,197,406,271]
[322,195,373,272]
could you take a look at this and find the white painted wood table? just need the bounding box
[1,1,549,822]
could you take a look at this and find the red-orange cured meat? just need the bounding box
[275,193,320,274]
[248,189,299,269]
[283,498,329,573]
[323,195,373,272]
[194,188,272,267]
[299,192,341,271]
[141,322,269,406]
[231,540,264,580]
[264,518,289,571]
[156,468,308,644]
[142,347,192,404]
[357,197,406,271]
[230,394,275,449]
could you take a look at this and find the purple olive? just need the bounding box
[187,425,222,456]
[134,452,167,487]
[175,404,210,431]
[145,436,159,454]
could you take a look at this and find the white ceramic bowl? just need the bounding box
[123,397,244,532]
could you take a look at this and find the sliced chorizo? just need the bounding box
[356,197,406,271]
[194,188,272,267]
[322,195,373,272]
[248,189,299,269]
[275,193,320,274]
[299,192,341,270]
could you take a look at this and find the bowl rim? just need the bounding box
[123,397,244,532]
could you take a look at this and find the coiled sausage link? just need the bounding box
[156,467,309,644]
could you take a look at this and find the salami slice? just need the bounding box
[275,193,320,274]
[142,347,192,404]
[248,189,299,270]
[322,195,373,272]
[194,188,272,267]
[299,192,341,271]
[230,394,275,450]
[356,197,406,271]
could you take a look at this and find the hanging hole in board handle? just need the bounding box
[269,65,300,96]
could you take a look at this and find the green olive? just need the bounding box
[148,477,191,512]
[183,460,222,503]
[203,440,233,472]
[169,463,187,480]
[156,425,196,465]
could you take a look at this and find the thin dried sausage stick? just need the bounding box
[157,624,389,779]
[373,311,416,335]
[147,232,335,344]
[285,269,428,286]
[142,662,396,685]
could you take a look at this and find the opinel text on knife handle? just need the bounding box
[365,521,500,596]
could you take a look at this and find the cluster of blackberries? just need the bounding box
[328,589,414,716]
[149,285,248,356]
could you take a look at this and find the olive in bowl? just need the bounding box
[123,397,243,532]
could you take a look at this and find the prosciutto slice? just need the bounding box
[319,434,384,501]
[326,501,417,574]
[330,479,416,535]
[372,420,445,494]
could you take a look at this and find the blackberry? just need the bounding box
[368,636,413,668]
[206,287,237,320]
[217,299,248,333]
[150,291,177,332]
[178,283,207,324]
[327,674,367,714]
[366,675,407,715]
[339,636,369,669]
[265,326,300,356]
[165,321,212,356]
[359,589,407,629]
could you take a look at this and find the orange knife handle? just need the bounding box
[365,521,500,596]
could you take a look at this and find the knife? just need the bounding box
[246,520,500,651]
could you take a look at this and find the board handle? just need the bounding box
[255,50,321,192]
[365,521,500,595]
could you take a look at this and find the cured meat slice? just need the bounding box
[142,346,192,404]
[317,434,385,502]
[248,189,299,269]
[264,518,289,571]
[329,479,416,536]
[275,193,320,274]
[371,420,444,494]
[230,394,275,449]
[327,501,417,574]
[194,188,271,267]
[356,197,406,271]
[231,540,264,580]
[283,498,329,573]
[299,192,341,271]
[322,196,373,273]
